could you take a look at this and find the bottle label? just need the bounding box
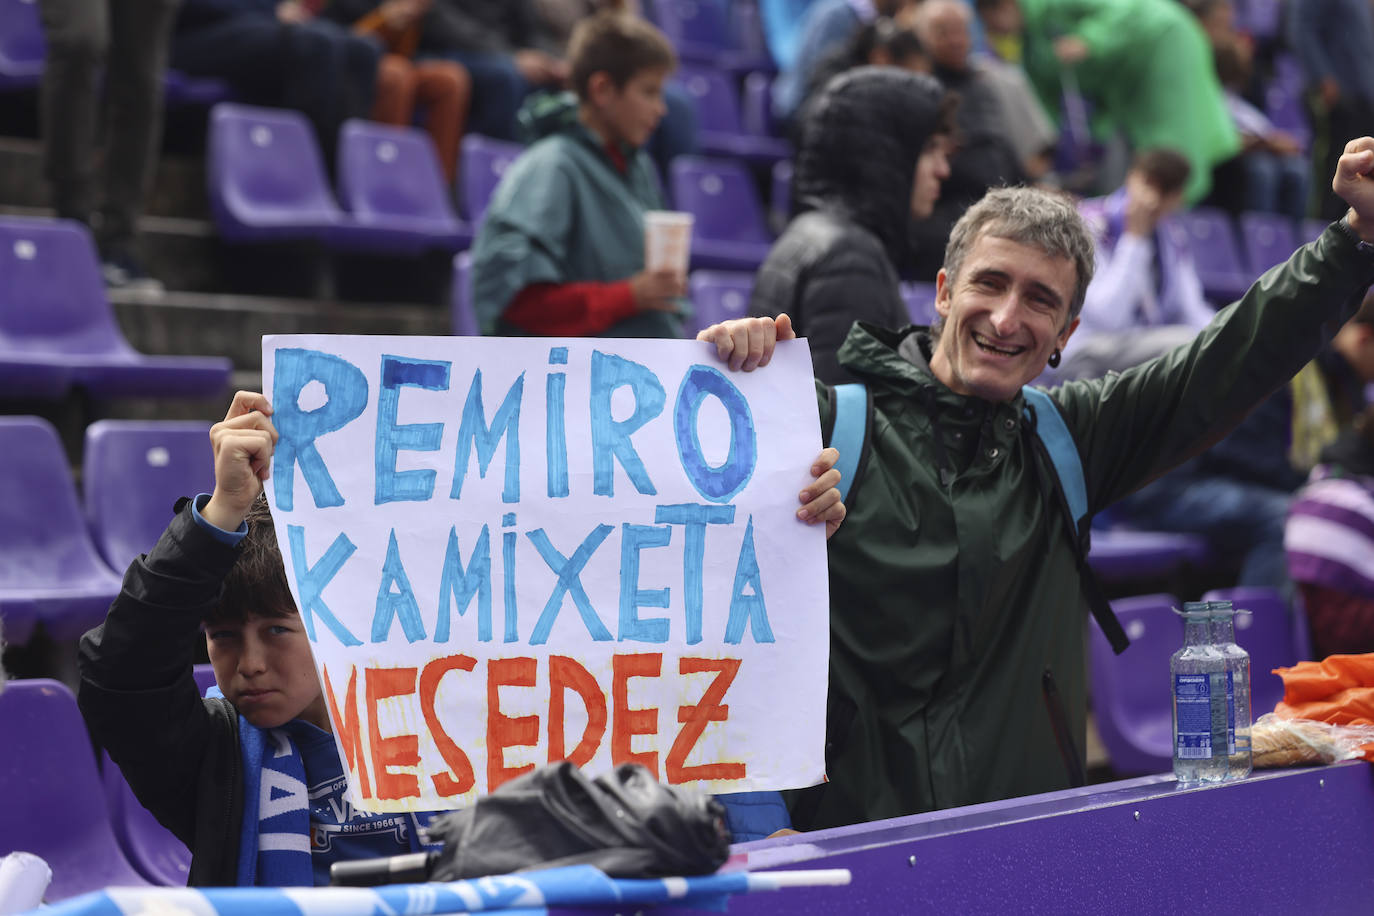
[1225,670,1236,755]
[1175,673,1213,759]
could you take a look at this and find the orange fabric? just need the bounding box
[352,11,420,58]
[1272,653,1374,760]
[369,56,471,184]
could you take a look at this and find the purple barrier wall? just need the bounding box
[660,763,1374,915]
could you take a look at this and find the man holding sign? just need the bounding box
[699,137,1374,830]
[78,336,845,885]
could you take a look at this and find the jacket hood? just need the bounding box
[517,91,583,144]
[794,67,945,269]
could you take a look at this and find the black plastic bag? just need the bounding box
[428,761,731,880]
[330,762,730,886]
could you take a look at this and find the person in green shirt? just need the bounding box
[471,11,686,338]
[1007,0,1239,203]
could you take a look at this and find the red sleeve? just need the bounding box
[501,281,639,336]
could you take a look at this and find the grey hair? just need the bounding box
[941,186,1096,324]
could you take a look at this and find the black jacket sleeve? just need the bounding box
[78,501,244,879]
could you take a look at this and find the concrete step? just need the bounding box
[110,288,451,373]
[0,134,211,221]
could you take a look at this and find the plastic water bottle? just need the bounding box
[1171,602,1228,785]
[1209,600,1253,779]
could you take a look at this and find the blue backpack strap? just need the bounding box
[828,383,870,504]
[1022,385,1130,656]
[1021,386,1087,535]
[713,790,792,842]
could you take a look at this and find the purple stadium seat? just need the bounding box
[1088,593,1180,776]
[162,69,234,107]
[208,102,345,242]
[674,63,790,166]
[741,70,776,138]
[336,119,472,255]
[0,216,232,398]
[1301,217,1329,245]
[1087,527,1212,583]
[0,0,44,90]
[0,680,154,900]
[769,158,792,231]
[669,155,773,271]
[450,250,479,336]
[1239,210,1298,276]
[459,133,523,227]
[647,0,773,75]
[1201,586,1308,717]
[82,420,215,572]
[101,752,191,887]
[1235,0,1281,40]
[686,269,753,338]
[901,282,938,326]
[0,417,123,642]
[1163,207,1253,304]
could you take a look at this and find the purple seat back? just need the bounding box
[82,420,215,572]
[1238,210,1298,276]
[207,102,343,240]
[686,269,753,338]
[0,216,136,357]
[459,133,523,226]
[741,70,775,137]
[1087,527,1211,582]
[900,282,938,326]
[1088,593,1180,776]
[0,680,153,900]
[1202,586,1306,717]
[1235,0,1281,39]
[1165,207,1252,302]
[0,416,123,641]
[101,752,192,886]
[769,158,792,227]
[0,0,44,89]
[337,119,459,226]
[1301,217,1328,245]
[675,62,744,135]
[648,0,731,56]
[162,69,234,107]
[670,155,771,246]
[451,250,479,336]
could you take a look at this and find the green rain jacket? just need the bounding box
[793,224,1374,830]
[470,93,684,339]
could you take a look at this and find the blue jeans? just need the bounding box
[1115,473,1293,592]
[432,49,532,141]
[1243,150,1309,224]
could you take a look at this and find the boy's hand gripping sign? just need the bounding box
[262,336,829,813]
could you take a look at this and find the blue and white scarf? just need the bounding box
[236,719,314,887]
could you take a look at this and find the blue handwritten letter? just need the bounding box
[654,503,736,644]
[286,525,362,646]
[618,524,672,643]
[436,525,492,643]
[590,351,664,496]
[675,364,757,503]
[272,349,368,511]
[451,370,523,503]
[375,355,450,504]
[372,529,426,643]
[724,516,774,644]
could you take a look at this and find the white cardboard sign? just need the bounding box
[261,335,829,813]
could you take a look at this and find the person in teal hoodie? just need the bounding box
[471,11,687,338]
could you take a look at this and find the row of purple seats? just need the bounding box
[0,668,217,899]
[1159,207,1329,307]
[0,0,231,103]
[0,417,213,645]
[646,0,774,77]
[673,63,789,167]
[1088,587,1310,777]
[0,216,232,401]
[208,104,474,255]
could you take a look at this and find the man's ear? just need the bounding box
[934,268,952,318]
[1058,315,1081,348]
[586,70,614,105]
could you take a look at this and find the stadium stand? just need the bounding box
[669,155,773,271]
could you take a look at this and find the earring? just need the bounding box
[1047,348,1062,369]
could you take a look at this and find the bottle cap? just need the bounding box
[1175,601,1211,619]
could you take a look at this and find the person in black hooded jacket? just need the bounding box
[747,67,954,384]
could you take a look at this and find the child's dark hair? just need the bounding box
[1131,148,1192,197]
[203,495,296,626]
[568,11,676,101]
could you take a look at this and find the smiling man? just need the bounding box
[699,137,1374,830]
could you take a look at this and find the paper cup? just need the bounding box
[643,210,694,274]
[0,852,52,915]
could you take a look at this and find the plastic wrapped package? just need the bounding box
[1250,713,1374,767]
